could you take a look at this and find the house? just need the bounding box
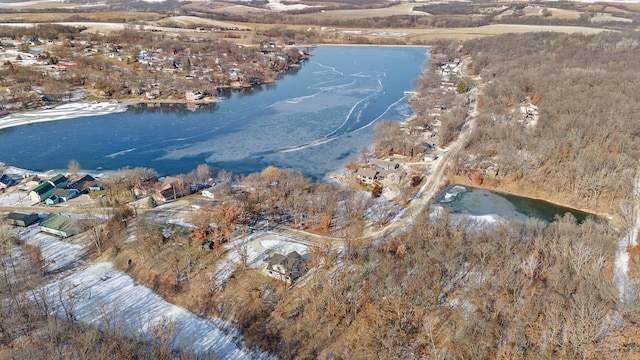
[0,174,16,189]
[186,90,204,101]
[40,213,79,238]
[133,180,156,197]
[28,181,55,202]
[369,159,400,171]
[68,174,95,191]
[376,169,403,184]
[265,251,307,283]
[152,176,186,203]
[49,174,69,188]
[355,168,379,185]
[46,188,80,204]
[7,211,39,227]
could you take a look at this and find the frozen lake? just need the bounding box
[434,184,591,223]
[0,46,427,179]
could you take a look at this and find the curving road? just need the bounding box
[273,57,481,245]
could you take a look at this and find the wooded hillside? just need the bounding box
[458,31,640,215]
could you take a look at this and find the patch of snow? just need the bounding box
[212,233,309,290]
[260,238,308,254]
[43,262,274,359]
[213,234,265,290]
[265,0,313,11]
[17,227,84,273]
[0,191,35,207]
[614,171,640,304]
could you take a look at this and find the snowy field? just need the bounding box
[5,219,275,357]
[17,226,85,273]
[43,262,274,359]
[0,191,35,207]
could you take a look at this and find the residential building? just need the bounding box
[68,174,96,191]
[28,181,55,202]
[0,174,16,189]
[7,211,39,227]
[355,168,379,185]
[265,251,307,283]
[28,174,69,202]
[40,213,79,238]
[369,159,400,171]
[134,175,186,202]
[45,188,80,204]
[152,176,187,203]
[49,174,68,188]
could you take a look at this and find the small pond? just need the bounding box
[434,184,590,223]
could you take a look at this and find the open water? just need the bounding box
[0,46,427,179]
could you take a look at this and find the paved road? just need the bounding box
[273,57,482,246]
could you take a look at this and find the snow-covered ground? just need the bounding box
[213,233,309,290]
[0,191,35,207]
[16,226,85,273]
[5,220,275,357]
[614,172,640,304]
[43,262,274,359]
[260,238,308,254]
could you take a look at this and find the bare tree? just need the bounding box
[67,159,80,179]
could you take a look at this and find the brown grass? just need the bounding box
[628,243,640,280]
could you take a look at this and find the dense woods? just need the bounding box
[220,212,621,359]
[455,31,640,214]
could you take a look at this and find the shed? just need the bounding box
[45,195,61,205]
[7,211,39,227]
[40,213,78,238]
